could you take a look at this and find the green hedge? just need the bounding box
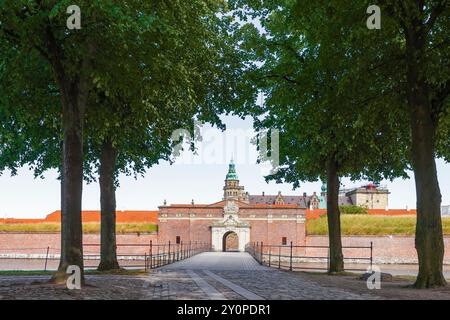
[339,205,368,215]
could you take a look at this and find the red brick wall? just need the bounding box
[158,219,190,244]
[266,221,300,246]
[0,233,158,256]
[3,233,450,264]
[190,220,212,244]
[306,235,450,264]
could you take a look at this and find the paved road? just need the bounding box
[160,252,268,271]
[145,252,378,300]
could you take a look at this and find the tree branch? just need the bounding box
[431,78,450,116]
[425,0,448,32]
[263,74,300,85]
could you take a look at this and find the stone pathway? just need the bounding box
[160,252,268,271]
[146,252,379,300]
[0,252,380,300]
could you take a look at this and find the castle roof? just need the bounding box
[225,159,239,180]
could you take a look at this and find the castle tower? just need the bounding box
[223,160,249,203]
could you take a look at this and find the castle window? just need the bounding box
[176,236,181,244]
[282,237,287,245]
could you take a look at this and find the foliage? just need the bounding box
[339,205,368,215]
[229,0,410,188]
[0,0,244,183]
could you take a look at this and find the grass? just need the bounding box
[0,270,54,276]
[307,215,450,236]
[0,269,148,276]
[0,222,158,234]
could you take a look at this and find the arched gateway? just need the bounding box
[211,201,250,252]
[222,231,239,251]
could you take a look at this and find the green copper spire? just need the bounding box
[226,159,239,180]
[321,182,327,193]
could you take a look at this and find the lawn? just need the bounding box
[0,223,157,234]
[0,269,149,276]
[307,215,450,236]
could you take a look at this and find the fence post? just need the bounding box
[278,246,281,269]
[44,246,50,271]
[149,240,153,269]
[180,241,184,260]
[289,241,293,271]
[260,242,264,265]
[168,241,171,265]
[157,244,160,267]
[144,252,147,271]
[256,242,259,261]
[164,244,167,265]
[268,246,271,267]
[370,241,373,271]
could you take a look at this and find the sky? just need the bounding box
[0,115,449,219]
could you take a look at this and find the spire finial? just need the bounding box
[225,158,239,180]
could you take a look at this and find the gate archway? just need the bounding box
[222,231,239,252]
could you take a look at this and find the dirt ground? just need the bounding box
[297,271,450,300]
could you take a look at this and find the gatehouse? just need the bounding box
[158,161,307,250]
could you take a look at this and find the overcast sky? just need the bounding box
[1,115,449,219]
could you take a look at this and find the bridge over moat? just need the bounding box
[143,252,378,300]
[160,252,267,271]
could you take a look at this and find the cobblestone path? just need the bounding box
[147,252,379,300]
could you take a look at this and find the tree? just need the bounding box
[383,1,449,288]
[340,0,449,287]
[0,1,165,282]
[231,0,408,273]
[1,1,244,273]
[83,0,242,271]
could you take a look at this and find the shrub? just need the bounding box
[339,205,368,215]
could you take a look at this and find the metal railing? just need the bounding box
[246,241,373,272]
[0,241,211,271]
[144,241,210,270]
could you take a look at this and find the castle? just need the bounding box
[158,160,306,251]
[158,160,392,251]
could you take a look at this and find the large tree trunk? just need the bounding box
[405,24,446,288]
[43,27,90,283]
[98,139,120,271]
[52,91,86,283]
[326,159,344,273]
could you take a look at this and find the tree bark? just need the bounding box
[43,27,90,283]
[98,139,120,271]
[405,23,446,288]
[52,87,86,283]
[326,159,344,273]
